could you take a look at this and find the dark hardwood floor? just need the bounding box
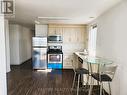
[7,59,108,95]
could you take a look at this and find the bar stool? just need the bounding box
[72,57,90,95]
[89,64,117,95]
[72,68,89,95]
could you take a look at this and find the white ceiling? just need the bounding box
[9,0,122,27]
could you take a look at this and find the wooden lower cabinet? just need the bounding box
[63,54,74,69]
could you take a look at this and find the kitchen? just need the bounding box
[0,0,126,95]
[7,22,113,95]
[8,23,90,95]
[32,24,88,70]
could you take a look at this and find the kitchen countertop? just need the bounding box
[74,52,87,60]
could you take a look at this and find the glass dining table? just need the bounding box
[83,56,113,72]
[74,52,114,95]
[75,52,113,68]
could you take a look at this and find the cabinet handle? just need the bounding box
[77,37,79,41]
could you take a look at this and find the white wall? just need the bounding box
[9,25,20,65]
[0,16,7,95]
[19,26,32,63]
[9,24,32,65]
[91,0,127,95]
[5,19,11,72]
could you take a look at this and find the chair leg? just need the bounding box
[102,82,105,95]
[97,80,100,85]
[88,76,94,95]
[86,74,89,85]
[72,72,76,91]
[88,85,93,95]
[100,82,102,95]
[77,74,80,95]
[108,82,111,95]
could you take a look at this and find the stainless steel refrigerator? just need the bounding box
[32,37,47,69]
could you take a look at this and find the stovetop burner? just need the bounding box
[48,49,63,54]
[47,46,63,54]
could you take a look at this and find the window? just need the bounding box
[88,24,97,57]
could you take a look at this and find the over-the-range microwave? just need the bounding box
[48,35,63,43]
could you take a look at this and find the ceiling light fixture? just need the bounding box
[38,17,71,20]
[34,20,40,24]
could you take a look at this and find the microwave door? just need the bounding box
[48,36,62,43]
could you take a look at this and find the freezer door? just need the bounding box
[32,48,47,69]
[32,37,47,47]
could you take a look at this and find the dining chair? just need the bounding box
[89,64,117,95]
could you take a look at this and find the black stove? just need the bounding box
[47,46,63,69]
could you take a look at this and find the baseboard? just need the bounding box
[20,58,32,65]
[6,68,11,73]
[10,58,32,66]
[63,66,73,69]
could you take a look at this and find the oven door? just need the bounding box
[48,54,63,69]
[48,54,62,63]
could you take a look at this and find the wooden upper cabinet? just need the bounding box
[48,27,56,36]
[55,28,63,36]
[63,27,77,43]
[75,28,80,42]
[48,24,87,44]
[63,28,71,43]
[48,27,63,36]
[35,24,48,36]
[79,28,86,43]
[75,27,87,43]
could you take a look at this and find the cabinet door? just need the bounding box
[74,28,80,43]
[63,28,70,43]
[48,27,63,36]
[63,28,76,43]
[70,28,76,43]
[80,28,86,43]
[35,25,48,36]
[55,28,63,36]
[48,28,56,36]
[63,54,73,68]
[75,28,86,43]
[63,27,85,43]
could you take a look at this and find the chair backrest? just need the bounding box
[100,64,117,80]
